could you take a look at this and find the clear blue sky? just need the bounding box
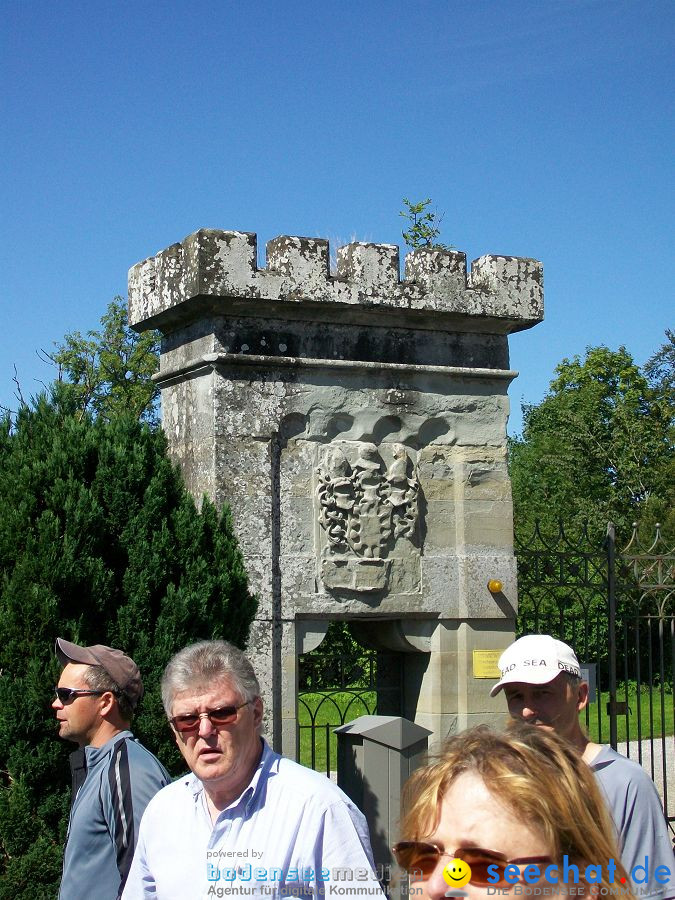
[2,0,672,434]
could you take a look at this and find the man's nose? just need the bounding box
[52,696,62,710]
[197,714,216,738]
[517,696,538,718]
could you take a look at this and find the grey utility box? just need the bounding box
[335,715,432,879]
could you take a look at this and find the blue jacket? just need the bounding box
[59,730,170,900]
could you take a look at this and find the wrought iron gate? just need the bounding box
[297,622,402,776]
[515,522,674,828]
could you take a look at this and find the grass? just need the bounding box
[297,685,673,773]
[298,689,376,773]
[582,682,674,744]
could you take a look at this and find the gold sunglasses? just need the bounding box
[392,842,553,886]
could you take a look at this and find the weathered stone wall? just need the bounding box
[129,230,543,752]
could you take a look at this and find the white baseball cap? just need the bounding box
[490,634,581,697]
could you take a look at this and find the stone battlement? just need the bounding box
[128,229,543,335]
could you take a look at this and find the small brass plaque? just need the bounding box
[473,650,502,679]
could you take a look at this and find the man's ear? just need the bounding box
[576,680,590,713]
[99,691,118,718]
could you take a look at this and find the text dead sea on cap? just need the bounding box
[500,659,580,676]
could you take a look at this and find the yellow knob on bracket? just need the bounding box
[487,579,503,593]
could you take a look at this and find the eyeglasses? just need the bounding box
[392,843,553,886]
[54,687,107,703]
[170,701,251,734]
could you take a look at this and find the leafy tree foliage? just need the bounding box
[509,341,674,542]
[43,296,160,425]
[0,398,256,898]
[399,197,453,250]
[645,328,675,395]
[299,622,374,692]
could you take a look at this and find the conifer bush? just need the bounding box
[0,397,256,898]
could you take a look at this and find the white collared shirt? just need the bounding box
[122,740,384,899]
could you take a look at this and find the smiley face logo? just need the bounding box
[443,858,472,888]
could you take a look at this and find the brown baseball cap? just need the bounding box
[55,638,144,708]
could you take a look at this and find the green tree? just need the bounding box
[43,296,160,425]
[509,343,674,542]
[645,328,675,395]
[0,397,256,898]
[399,197,453,250]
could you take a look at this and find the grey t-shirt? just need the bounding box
[60,730,171,900]
[592,745,674,899]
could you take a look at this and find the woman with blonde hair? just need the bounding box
[394,722,628,899]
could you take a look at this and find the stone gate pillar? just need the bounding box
[128,230,543,754]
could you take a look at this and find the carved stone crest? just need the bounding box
[316,442,419,593]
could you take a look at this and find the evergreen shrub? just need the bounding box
[0,397,256,898]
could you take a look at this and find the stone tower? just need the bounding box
[128,229,543,754]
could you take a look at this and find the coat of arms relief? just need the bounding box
[316,442,420,594]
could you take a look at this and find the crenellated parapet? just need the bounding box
[128,229,543,335]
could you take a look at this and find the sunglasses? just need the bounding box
[54,687,107,703]
[392,842,552,886]
[170,701,251,734]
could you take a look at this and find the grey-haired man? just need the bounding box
[492,634,674,899]
[53,638,171,900]
[122,640,383,899]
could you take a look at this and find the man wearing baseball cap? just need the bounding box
[53,638,171,900]
[492,635,674,899]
